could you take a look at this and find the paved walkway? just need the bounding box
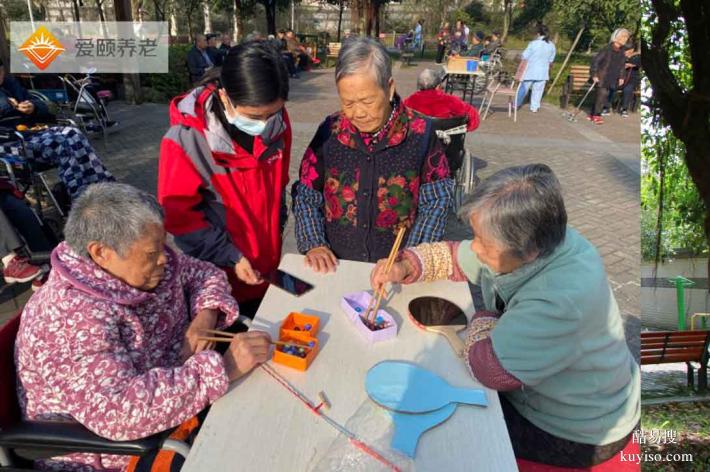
[1,61,641,356]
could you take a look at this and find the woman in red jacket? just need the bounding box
[158,40,291,313]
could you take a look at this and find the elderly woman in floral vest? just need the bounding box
[293,37,453,273]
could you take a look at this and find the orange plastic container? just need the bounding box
[272,333,319,371]
[272,312,321,371]
[279,312,320,339]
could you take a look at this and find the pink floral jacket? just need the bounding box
[15,242,240,471]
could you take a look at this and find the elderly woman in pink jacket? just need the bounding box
[15,183,271,471]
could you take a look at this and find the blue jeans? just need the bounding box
[517,80,547,111]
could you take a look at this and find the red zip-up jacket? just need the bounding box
[158,85,291,302]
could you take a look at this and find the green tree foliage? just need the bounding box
[641,0,710,266]
[549,0,639,48]
[641,123,706,260]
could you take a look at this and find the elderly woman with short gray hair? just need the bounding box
[292,37,453,273]
[371,164,639,468]
[15,182,271,471]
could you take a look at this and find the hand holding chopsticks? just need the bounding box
[199,329,272,382]
[364,226,406,323]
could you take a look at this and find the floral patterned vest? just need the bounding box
[299,101,448,262]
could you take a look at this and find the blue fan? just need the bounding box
[365,361,488,413]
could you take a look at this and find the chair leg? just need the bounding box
[687,362,695,388]
[514,97,518,122]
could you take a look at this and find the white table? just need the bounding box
[443,65,486,77]
[182,254,516,472]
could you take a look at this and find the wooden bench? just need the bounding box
[640,330,710,392]
[326,42,341,68]
[560,64,591,109]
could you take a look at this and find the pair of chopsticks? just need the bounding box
[198,329,312,350]
[364,226,406,323]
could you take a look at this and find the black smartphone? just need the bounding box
[265,269,314,296]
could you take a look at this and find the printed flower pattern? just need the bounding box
[375,170,419,234]
[15,243,240,471]
[324,168,360,226]
[299,148,319,188]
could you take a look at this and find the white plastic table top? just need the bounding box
[182,254,516,472]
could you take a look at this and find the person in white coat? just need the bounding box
[517,25,556,113]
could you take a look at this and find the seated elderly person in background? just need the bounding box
[372,164,639,469]
[404,68,480,132]
[15,183,271,471]
[0,59,114,200]
[292,37,453,273]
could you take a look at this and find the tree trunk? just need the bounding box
[264,0,276,36]
[203,1,212,33]
[113,0,143,103]
[374,3,380,38]
[350,0,360,35]
[365,1,374,37]
[96,0,106,22]
[71,0,81,21]
[642,0,710,290]
[337,0,343,42]
[547,26,584,92]
[0,4,10,68]
[501,0,512,42]
[232,0,242,42]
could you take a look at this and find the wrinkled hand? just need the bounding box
[305,246,338,273]
[235,256,263,285]
[370,257,413,294]
[222,331,272,381]
[180,309,219,361]
[618,78,624,87]
[16,101,34,115]
[592,76,600,84]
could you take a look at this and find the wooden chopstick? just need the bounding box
[368,226,406,323]
[202,329,234,338]
[197,335,313,350]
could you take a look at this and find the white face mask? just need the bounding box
[226,108,286,140]
[226,111,268,136]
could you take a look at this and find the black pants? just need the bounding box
[297,53,310,71]
[0,206,23,258]
[281,53,297,76]
[622,77,639,111]
[436,44,446,63]
[500,394,634,468]
[0,193,54,258]
[591,86,610,116]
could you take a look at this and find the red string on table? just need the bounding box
[259,363,402,472]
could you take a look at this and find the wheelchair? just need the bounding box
[427,115,476,211]
[0,124,70,242]
[0,312,192,471]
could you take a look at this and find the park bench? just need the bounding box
[560,64,591,109]
[640,330,710,392]
[326,42,341,67]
